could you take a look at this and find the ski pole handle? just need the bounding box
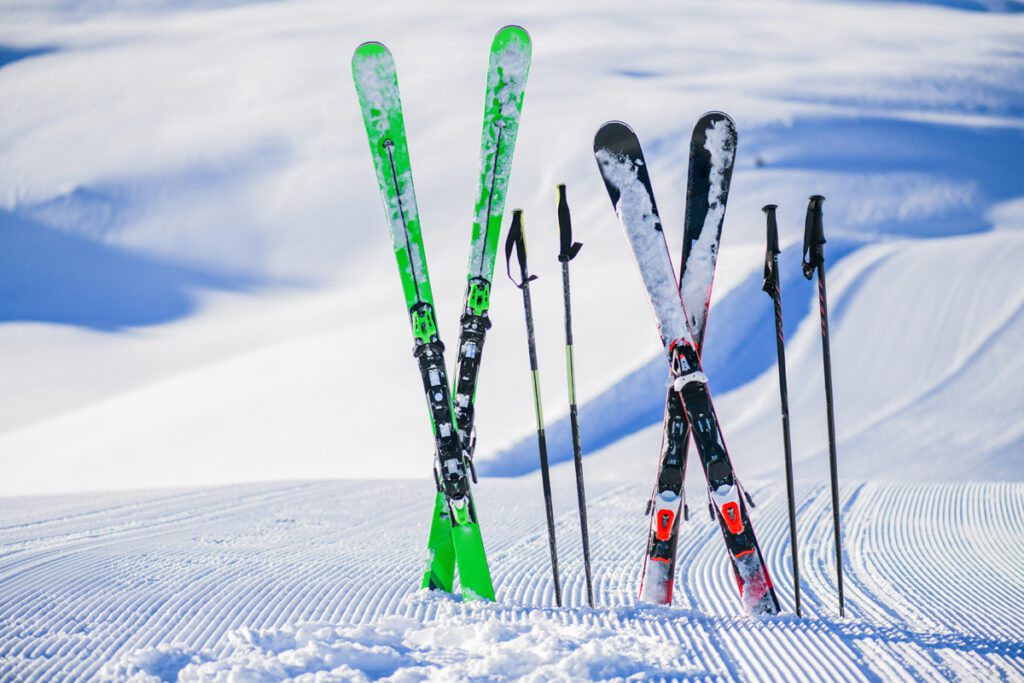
[556,184,583,263]
[802,195,826,279]
[762,204,780,295]
[505,209,537,288]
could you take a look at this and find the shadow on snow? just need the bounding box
[0,210,260,332]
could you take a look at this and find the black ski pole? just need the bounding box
[802,195,845,618]
[555,184,595,608]
[762,204,802,618]
[505,209,563,607]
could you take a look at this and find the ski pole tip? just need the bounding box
[762,204,778,214]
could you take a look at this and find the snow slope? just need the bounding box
[1,0,1023,493]
[2,475,1023,681]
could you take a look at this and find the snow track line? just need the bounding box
[2,478,1023,680]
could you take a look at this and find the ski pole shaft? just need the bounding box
[505,209,562,607]
[556,184,594,608]
[762,204,802,617]
[817,260,844,617]
[803,195,845,617]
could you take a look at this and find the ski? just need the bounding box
[594,121,779,616]
[352,42,494,600]
[422,25,532,592]
[639,112,737,605]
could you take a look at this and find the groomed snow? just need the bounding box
[1,473,1022,680]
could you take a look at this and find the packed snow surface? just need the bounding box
[2,474,1023,681]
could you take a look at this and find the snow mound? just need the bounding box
[101,598,692,682]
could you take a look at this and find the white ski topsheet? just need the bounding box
[680,116,736,342]
[594,146,692,350]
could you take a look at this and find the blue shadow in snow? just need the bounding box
[0,45,57,69]
[853,0,1024,12]
[0,210,260,332]
[747,117,1024,236]
[613,69,663,80]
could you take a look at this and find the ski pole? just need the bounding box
[555,184,595,608]
[505,209,563,607]
[762,204,802,618]
[802,195,845,617]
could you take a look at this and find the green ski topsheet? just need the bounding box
[466,25,532,290]
[352,42,434,333]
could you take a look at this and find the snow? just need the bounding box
[2,476,1023,680]
[1,0,1024,679]
[2,0,1023,492]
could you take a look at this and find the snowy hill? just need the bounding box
[1,0,1024,680]
[2,0,1023,494]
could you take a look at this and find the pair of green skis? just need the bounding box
[352,27,532,600]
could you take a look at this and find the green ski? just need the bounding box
[423,25,533,592]
[352,41,495,601]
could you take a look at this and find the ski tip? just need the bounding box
[351,42,397,94]
[593,120,637,151]
[352,41,390,61]
[495,24,531,41]
[696,110,735,126]
[692,111,738,150]
[492,25,532,55]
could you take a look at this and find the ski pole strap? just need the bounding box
[505,209,537,289]
[556,184,583,263]
[762,204,780,296]
[802,195,826,280]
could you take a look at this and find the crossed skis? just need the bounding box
[595,118,780,616]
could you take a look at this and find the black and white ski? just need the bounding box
[640,112,737,605]
[594,120,779,616]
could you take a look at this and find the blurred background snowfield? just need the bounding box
[1,0,1024,681]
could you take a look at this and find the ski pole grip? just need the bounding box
[556,184,583,263]
[504,209,536,288]
[762,204,780,295]
[762,205,780,256]
[802,195,826,279]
